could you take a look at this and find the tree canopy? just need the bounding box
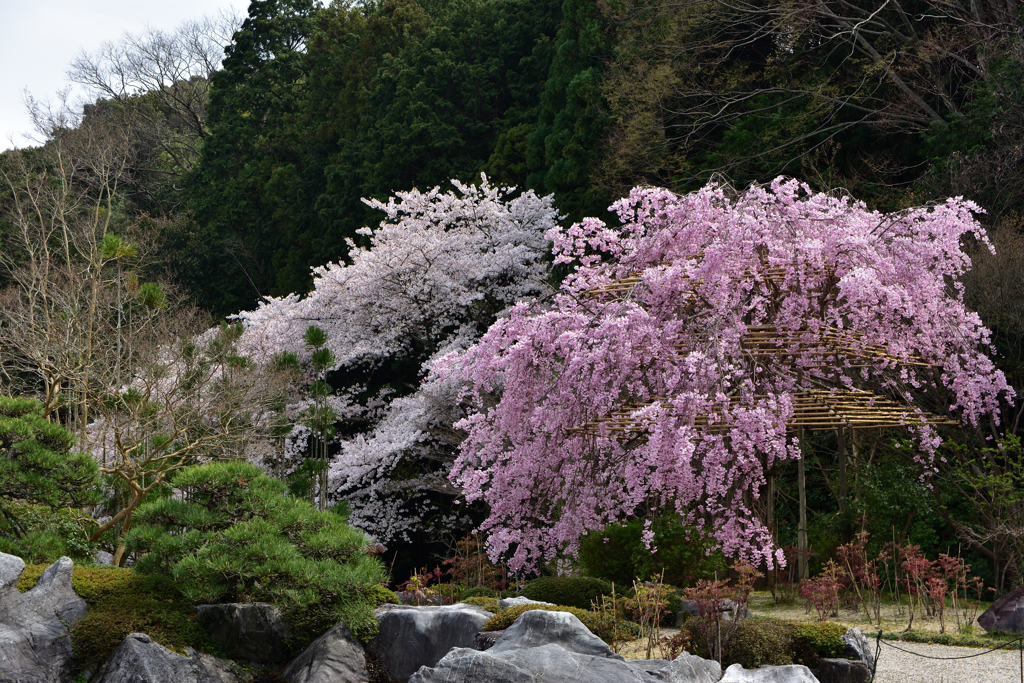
[441,178,1014,572]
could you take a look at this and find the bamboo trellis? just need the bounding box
[565,389,958,437]
[566,257,954,437]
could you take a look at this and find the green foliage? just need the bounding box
[461,585,497,599]
[461,596,500,612]
[186,0,565,317]
[0,503,97,564]
[0,396,101,551]
[367,584,401,606]
[520,575,612,610]
[683,617,846,670]
[481,603,597,631]
[722,619,795,669]
[578,517,727,588]
[127,461,389,643]
[790,621,846,668]
[19,564,213,671]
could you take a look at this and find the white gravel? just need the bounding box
[872,640,1024,683]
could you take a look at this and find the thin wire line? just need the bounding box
[877,636,1024,660]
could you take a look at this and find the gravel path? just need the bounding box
[873,640,1024,683]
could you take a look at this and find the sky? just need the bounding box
[0,0,251,150]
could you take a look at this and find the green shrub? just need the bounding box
[461,586,497,599]
[482,604,598,632]
[723,619,795,669]
[127,462,389,645]
[520,576,612,610]
[0,503,98,564]
[461,596,500,612]
[0,397,101,564]
[19,565,212,671]
[791,622,846,668]
[367,584,400,606]
[682,617,845,669]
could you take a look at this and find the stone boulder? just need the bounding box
[657,652,723,683]
[814,658,869,683]
[91,633,244,683]
[840,628,874,670]
[282,622,368,683]
[498,596,552,610]
[0,553,88,683]
[408,609,721,683]
[978,584,1024,633]
[410,643,660,683]
[720,663,820,682]
[370,603,493,681]
[196,602,290,664]
[624,652,721,683]
[675,599,748,627]
[489,609,621,658]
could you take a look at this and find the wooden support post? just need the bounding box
[838,425,847,512]
[798,427,809,581]
[766,468,776,593]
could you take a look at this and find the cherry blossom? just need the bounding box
[442,178,1014,573]
[232,175,560,542]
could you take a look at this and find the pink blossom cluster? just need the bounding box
[442,178,1014,573]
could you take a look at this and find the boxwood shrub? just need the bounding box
[519,576,612,610]
[683,617,847,669]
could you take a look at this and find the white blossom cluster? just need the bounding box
[233,175,560,541]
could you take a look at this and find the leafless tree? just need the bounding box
[67,11,242,210]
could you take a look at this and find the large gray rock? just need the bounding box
[814,658,869,683]
[408,643,661,683]
[720,663,820,682]
[840,628,874,670]
[0,554,88,683]
[490,609,621,658]
[408,609,721,683]
[91,633,243,683]
[675,599,748,627]
[196,602,290,664]
[623,653,721,683]
[282,622,368,683]
[497,596,552,610]
[978,584,1024,633]
[370,603,492,681]
[656,652,722,682]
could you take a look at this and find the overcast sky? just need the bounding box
[0,0,252,150]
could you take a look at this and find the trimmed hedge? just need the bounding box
[519,576,612,610]
[461,586,497,599]
[482,604,598,632]
[683,617,846,670]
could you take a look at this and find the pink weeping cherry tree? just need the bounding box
[437,177,1015,573]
